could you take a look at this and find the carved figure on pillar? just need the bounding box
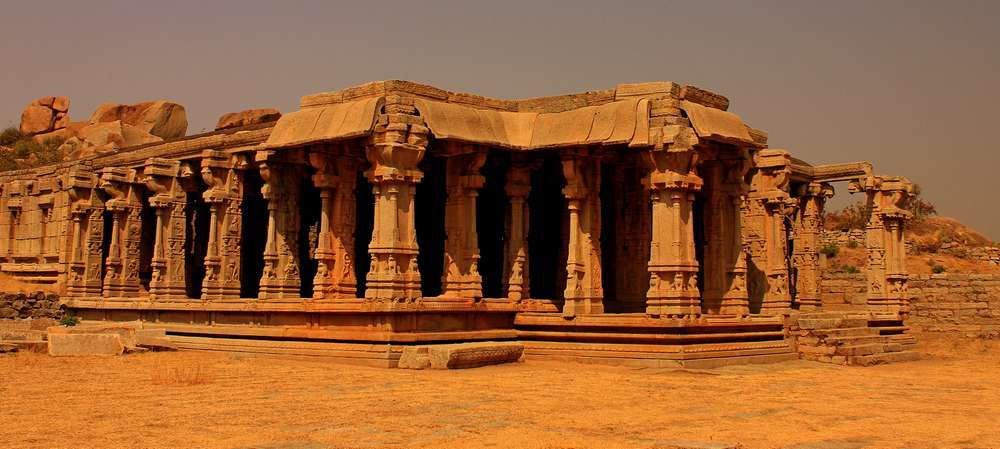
[256,150,305,299]
[851,175,913,317]
[309,143,362,299]
[198,150,245,300]
[744,149,795,315]
[141,158,189,300]
[503,158,538,302]
[441,145,486,299]
[793,181,834,310]
[98,167,143,298]
[364,96,428,301]
[560,151,604,316]
[63,168,104,297]
[642,126,704,317]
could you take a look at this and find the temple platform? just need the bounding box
[515,312,797,368]
[65,297,800,368]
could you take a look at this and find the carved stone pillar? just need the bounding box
[745,149,795,315]
[364,97,428,301]
[643,140,703,317]
[793,181,834,310]
[199,150,245,300]
[852,176,913,316]
[141,159,190,300]
[64,168,103,297]
[503,159,535,302]
[309,144,361,299]
[441,149,486,299]
[560,153,604,316]
[99,167,143,298]
[256,151,304,299]
[708,154,752,315]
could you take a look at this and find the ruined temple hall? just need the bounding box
[0,80,919,367]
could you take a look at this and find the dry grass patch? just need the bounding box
[150,360,214,386]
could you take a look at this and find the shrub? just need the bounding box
[820,243,839,259]
[0,126,23,147]
[846,240,859,249]
[59,313,80,327]
[0,130,67,170]
[843,264,860,274]
[931,265,946,274]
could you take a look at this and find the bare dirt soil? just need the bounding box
[1,334,998,449]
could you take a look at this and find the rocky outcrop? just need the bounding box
[19,96,70,136]
[89,100,188,139]
[22,97,189,162]
[216,108,281,131]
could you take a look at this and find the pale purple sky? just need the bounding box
[2,1,998,237]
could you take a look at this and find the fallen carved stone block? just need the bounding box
[427,342,524,370]
[47,333,124,356]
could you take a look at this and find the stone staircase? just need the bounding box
[791,312,920,366]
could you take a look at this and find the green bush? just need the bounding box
[820,243,839,259]
[59,313,80,327]
[932,265,946,274]
[846,240,860,249]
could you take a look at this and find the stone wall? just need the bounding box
[819,273,867,310]
[0,291,64,320]
[908,274,1000,337]
[819,273,1000,337]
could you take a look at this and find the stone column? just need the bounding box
[744,149,795,315]
[98,167,143,298]
[364,98,428,301]
[199,150,244,300]
[793,181,834,310]
[560,153,604,316]
[503,159,536,302]
[256,151,304,299]
[64,169,103,297]
[715,155,752,315]
[643,144,703,317]
[309,144,361,299]
[852,176,913,316]
[141,159,190,300]
[441,149,486,299]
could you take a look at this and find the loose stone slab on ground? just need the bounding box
[48,333,124,356]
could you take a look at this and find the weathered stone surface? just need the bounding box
[427,342,524,369]
[0,342,18,353]
[51,96,70,112]
[47,333,124,356]
[397,346,431,369]
[89,100,187,139]
[215,108,281,130]
[78,120,127,148]
[20,105,55,135]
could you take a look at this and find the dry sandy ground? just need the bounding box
[1,335,998,449]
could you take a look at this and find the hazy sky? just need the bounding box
[2,1,998,237]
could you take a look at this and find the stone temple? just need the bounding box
[0,80,918,367]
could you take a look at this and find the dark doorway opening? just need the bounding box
[354,171,375,297]
[240,169,267,298]
[100,210,112,281]
[527,156,565,302]
[693,194,707,299]
[599,161,620,312]
[138,191,156,292]
[185,184,210,299]
[298,170,321,298]
[415,154,447,297]
[477,152,509,298]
